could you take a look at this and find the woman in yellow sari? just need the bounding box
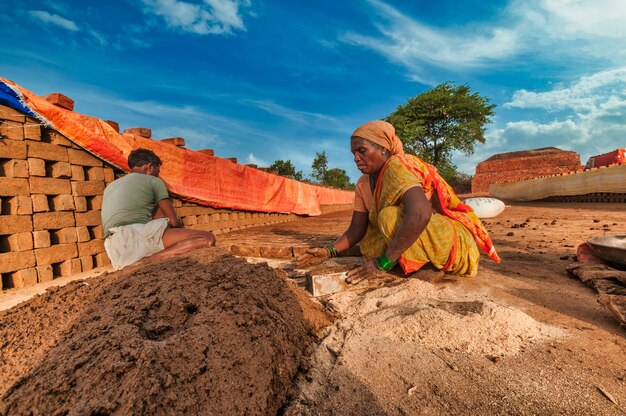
[297,120,500,282]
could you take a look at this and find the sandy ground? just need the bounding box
[1,201,625,415]
[224,202,626,415]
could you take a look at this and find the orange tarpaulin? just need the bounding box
[1,78,354,215]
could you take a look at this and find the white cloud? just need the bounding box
[507,67,626,112]
[140,0,249,35]
[28,10,78,31]
[343,0,626,83]
[246,99,337,125]
[341,0,518,83]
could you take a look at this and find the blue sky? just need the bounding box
[1,0,625,183]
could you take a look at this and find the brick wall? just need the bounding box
[472,148,582,193]
[0,104,350,290]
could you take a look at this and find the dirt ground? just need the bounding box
[1,201,625,415]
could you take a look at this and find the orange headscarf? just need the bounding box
[351,120,405,155]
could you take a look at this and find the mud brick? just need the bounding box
[0,121,25,140]
[23,122,42,141]
[78,239,104,257]
[27,141,68,162]
[124,127,151,138]
[0,139,27,159]
[197,214,209,224]
[85,166,104,181]
[50,194,75,211]
[4,196,33,215]
[35,243,78,266]
[59,258,82,276]
[90,225,104,239]
[237,212,246,219]
[104,120,119,132]
[49,161,72,178]
[74,196,87,212]
[33,230,51,248]
[90,195,103,210]
[226,157,238,163]
[7,268,38,288]
[259,246,293,259]
[0,250,36,273]
[182,216,197,226]
[0,104,27,123]
[72,181,104,196]
[44,93,74,111]
[43,130,72,147]
[230,245,261,257]
[161,137,185,147]
[80,255,93,272]
[36,264,53,282]
[57,227,77,243]
[29,177,71,195]
[103,167,115,183]
[68,148,102,166]
[75,210,101,227]
[0,159,29,177]
[198,149,214,156]
[94,251,111,267]
[0,178,29,197]
[28,158,46,176]
[0,215,32,234]
[33,212,75,230]
[76,226,90,242]
[71,165,85,181]
[7,232,33,251]
[31,194,49,213]
[172,198,183,208]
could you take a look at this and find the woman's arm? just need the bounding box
[346,187,431,282]
[384,186,432,262]
[295,210,369,268]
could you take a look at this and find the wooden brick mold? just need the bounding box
[0,105,348,290]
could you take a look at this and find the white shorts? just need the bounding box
[104,218,169,270]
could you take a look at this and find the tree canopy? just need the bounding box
[268,159,303,181]
[322,168,354,190]
[386,82,495,180]
[311,151,328,183]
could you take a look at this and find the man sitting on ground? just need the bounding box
[101,148,216,269]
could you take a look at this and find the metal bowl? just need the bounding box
[587,234,626,270]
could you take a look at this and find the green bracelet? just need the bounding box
[326,245,338,258]
[375,254,396,271]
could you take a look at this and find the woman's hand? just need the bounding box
[346,260,383,285]
[295,247,331,268]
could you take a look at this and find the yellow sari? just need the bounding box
[359,154,500,277]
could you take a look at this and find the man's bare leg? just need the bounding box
[148,228,216,261]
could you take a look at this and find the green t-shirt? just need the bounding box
[101,173,170,236]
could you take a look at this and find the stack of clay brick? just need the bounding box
[0,103,115,289]
[472,147,582,193]
[172,199,299,234]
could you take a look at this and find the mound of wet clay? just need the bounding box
[0,247,332,415]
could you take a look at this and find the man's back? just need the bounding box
[101,173,169,236]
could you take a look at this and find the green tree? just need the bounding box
[323,168,354,190]
[386,82,495,181]
[269,159,304,181]
[311,151,328,183]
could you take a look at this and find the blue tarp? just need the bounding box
[0,81,37,117]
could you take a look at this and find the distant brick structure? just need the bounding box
[472,147,582,194]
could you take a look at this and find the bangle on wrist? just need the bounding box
[375,254,396,271]
[326,245,338,258]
